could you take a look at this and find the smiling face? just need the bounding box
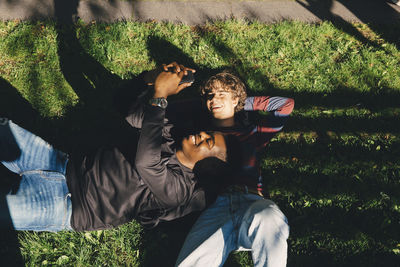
[176,131,227,169]
[206,88,239,120]
[201,72,247,121]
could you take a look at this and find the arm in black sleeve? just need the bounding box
[134,105,188,207]
[125,102,145,129]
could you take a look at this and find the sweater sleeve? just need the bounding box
[244,96,294,133]
[134,105,188,207]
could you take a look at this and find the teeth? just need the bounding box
[192,135,196,144]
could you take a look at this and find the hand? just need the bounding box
[153,62,195,98]
[143,66,164,86]
[144,62,196,86]
[162,62,196,76]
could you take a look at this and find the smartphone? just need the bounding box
[179,70,195,85]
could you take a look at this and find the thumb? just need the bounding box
[177,82,193,92]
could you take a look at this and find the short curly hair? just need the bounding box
[200,72,247,113]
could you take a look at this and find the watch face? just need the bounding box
[159,98,168,108]
[150,98,168,108]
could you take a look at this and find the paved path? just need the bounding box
[0,0,399,24]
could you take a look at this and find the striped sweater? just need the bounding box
[217,96,294,196]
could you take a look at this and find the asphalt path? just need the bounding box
[0,0,399,24]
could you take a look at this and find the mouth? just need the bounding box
[211,105,223,112]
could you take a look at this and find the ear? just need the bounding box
[232,97,239,108]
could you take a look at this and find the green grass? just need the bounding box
[0,19,399,266]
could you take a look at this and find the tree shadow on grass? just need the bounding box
[2,17,399,266]
[296,0,400,50]
[283,201,400,267]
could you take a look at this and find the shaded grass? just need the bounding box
[0,19,399,266]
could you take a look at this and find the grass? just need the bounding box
[0,19,399,266]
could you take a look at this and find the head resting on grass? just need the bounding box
[201,71,248,121]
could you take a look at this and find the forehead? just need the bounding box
[207,88,233,95]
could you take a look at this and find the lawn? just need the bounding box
[0,19,399,266]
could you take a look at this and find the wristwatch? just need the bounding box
[149,97,168,109]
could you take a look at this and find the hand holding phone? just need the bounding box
[164,62,195,85]
[179,70,195,85]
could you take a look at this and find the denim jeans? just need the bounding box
[0,119,73,231]
[175,192,289,267]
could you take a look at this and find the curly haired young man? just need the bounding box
[176,71,294,267]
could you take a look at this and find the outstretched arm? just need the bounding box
[244,96,294,133]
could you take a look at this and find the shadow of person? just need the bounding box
[146,35,208,99]
[0,77,53,139]
[52,0,152,154]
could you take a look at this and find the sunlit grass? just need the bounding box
[0,19,399,266]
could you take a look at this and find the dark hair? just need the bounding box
[200,72,247,113]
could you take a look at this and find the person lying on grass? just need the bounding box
[174,71,295,267]
[0,63,236,232]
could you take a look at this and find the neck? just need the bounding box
[175,150,194,170]
[213,117,235,128]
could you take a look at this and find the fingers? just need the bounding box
[177,82,193,92]
[164,62,180,73]
[178,65,196,75]
[177,70,185,79]
[163,62,196,75]
[183,66,196,74]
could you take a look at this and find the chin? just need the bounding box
[213,114,229,120]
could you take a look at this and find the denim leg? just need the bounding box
[6,171,73,232]
[238,198,289,267]
[175,194,239,267]
[0,119,68,175]
[1,119,72,231]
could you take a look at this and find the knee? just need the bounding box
[244,199,289,240]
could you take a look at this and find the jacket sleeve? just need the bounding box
[134,105,189,207]
[125,100,146,129]
[244,96,294,133]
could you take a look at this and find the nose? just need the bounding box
[199,131,209,140]
[198,132,214,149]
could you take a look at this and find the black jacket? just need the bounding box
[66,104,206,231]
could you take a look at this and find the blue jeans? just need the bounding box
[0,119,73,231]
[175,192,289,267]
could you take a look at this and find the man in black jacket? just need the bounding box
[0,63,228,232]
